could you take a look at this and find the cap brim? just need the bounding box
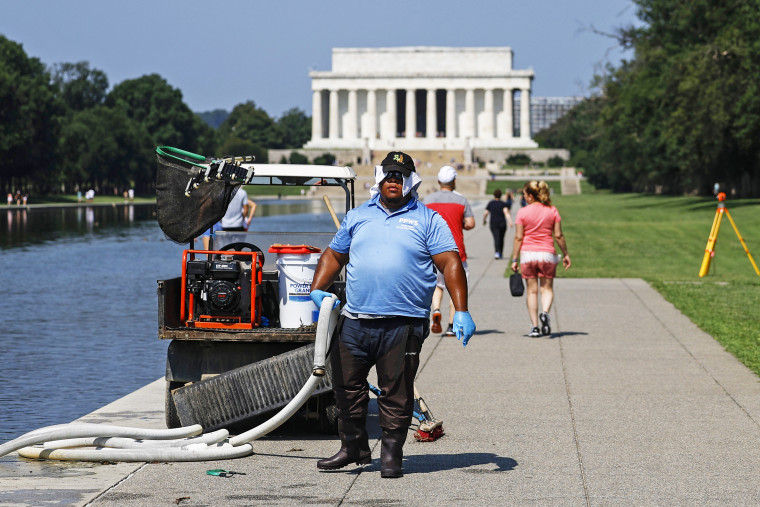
[382,165,412,177]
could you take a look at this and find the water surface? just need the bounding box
[0,201,340,444]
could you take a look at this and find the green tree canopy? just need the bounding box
[274,107,311,149]
[51,61,108,112]
[0,35,61,192]
[106,74,215,155]
[596,0,760,195]
[539,0,760,196]
[57,105,153,193]
[216,101,276,159]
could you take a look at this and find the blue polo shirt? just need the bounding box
[329,194,458,318]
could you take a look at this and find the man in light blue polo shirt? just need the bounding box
[310,151,476,478]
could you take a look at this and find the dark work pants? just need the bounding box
[490,223,507,256]
[329,317,428,430]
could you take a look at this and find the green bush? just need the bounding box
[288,151,309,164]
[313,153,336,166]
[506,154,531,166]
[547,155,565,168]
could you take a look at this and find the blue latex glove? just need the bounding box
[310,290,340,310]
[452,311,476,347]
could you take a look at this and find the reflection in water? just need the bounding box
[1,199,345,250]
[0,200,343,445]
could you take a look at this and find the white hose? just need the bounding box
[40,428,230,450]
[1,294,338,463]
[17,442,254,462]
[0,424,203,458]
[230,295,338,446]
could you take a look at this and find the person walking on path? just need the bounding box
[309,151,476,478]
[221,187,256,231]
[423,165,476,336]
[482,188,514,259]
[510,181,570,337]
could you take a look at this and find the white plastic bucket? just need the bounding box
[276,252,321,328]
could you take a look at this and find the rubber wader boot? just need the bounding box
[317,418,371,470]
[380,428,406,478]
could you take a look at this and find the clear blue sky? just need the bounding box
[1,0,639,118]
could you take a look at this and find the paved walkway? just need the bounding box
[3,202,760,506]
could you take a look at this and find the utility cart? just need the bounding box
[155,148,356,433]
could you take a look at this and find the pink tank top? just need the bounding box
[515,203,561,252]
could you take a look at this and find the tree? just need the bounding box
[57,105,153,193]
[275,108,311,148]
[106,74,215,155]
[197,108,229,129]
[589,0,760,195]
[218,101,277,162]
[51,61,108,111]
[0,35,62,193]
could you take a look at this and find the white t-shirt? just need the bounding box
[221,189,249,228]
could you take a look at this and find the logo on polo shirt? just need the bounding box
[397,217,419,230]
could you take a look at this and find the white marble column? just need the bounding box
[366,89,377,140]
[483,89,494,138]
[384,89,396,139]
[520,88,531,139]
[311,90,322,141]
[446,89,456,139]
[426,89,437,139]
[464,88,475,139]
[405,89,416,139]
[329,89,339,140]
[500,89,513,138]
[347,89,358,140]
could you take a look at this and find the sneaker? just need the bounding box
[494,253,502,259]
[431,309,442,334]
[444,324,456,337]
[540,312,551,336]
[528,327,541,337]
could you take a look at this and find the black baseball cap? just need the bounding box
[380,151,416,177]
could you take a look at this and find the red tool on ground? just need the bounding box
[413,386,444,442]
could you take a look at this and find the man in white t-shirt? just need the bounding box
[221,188,256,231]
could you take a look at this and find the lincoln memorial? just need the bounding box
[304,47,539,152]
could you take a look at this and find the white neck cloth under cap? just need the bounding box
[369,165,422,200]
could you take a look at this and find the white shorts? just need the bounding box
[436,260,468,289]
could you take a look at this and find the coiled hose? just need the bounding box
[0,295,339,462]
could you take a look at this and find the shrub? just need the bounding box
[289,151,309,164]
[313,153,336,166]
[506,154,531,166]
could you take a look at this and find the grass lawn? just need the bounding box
[544,189,760,376]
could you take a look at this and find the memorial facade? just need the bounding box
[304,47,538,153]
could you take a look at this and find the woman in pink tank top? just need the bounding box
[510,181,571,337]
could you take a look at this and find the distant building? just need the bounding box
[305,47,538,153]
[514,96,584,137]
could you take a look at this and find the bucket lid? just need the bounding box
[268,244,322,254]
